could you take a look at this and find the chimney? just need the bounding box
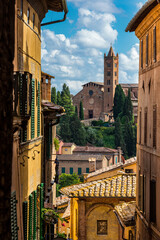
[117,147,121,163]
[88,157,96,173]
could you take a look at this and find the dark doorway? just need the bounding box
[88,110,93,118]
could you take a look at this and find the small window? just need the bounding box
[107,71,111,76]
[27,8,30,24]
[107,63,111,67]
[89,90,93,96]
[88,110,93,119]
[62,167,65,173]
[107,80,110,85]
[65,149,68,151]
[115,157,117,164]
[115,80,116,85]
[139,111,142,144]
[115,63,117,68]
[153,105,157,148]
[86,168,89,173]
[97,220,108,235]
[33,13,35,29]
[20,0,23,17]
[70,167,73,174]
[125,169,133,173]
[115,71,117,76]
[144,110,147,145]
[78,168,82,175]
[108,88,110,93]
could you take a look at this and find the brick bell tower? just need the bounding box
[103,46,119,113]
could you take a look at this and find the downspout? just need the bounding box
[41,0,68,26]
[113,210,127,240]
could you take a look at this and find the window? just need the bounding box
[139,111,141,144]
[129,230,133,240]
[139,174,146,213]
[115,71,117,76]
[146,34,148,66]
[125,169,133,173]
[78,168,82,175]
[107,71,111,76]
[115,63,117,68]
[115,157,117,164]
[108,88,110,93]
[153,105,157,148]
[86,168,89,173]
[144,109,147,145]
[153,26,156,62]
[70,167,73,174]
[20,0,23,17]
[107,80,110,85]
[150,180,156,223]
[89,90,93,96]
[33,13,35,29]
[107,63,111,67]
[62,167,65,173]
[31,79,35,139]
[88,110,93,119]
[141,39,143,69]
[27,8,30,24]
[115,80,116,85]
[97,220,107,235]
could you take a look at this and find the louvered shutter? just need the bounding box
[40,183,44,240]
[11,191,18,240]
[33,191,37,240]
[23,201,28,240]
[153,27,156,62]
[153,106,157,148]
[37,82,40,137]
[28,194,33,240]
[31,79,35,139]
[141,39,143,68]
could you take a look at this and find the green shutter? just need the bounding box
[19,73,23,115]
[78,168,82,175]
[62,167,65,173]
[70,167,73,174]
[86,168,89,173]
[23,201,28,240]
[28,194,33,240]
[33,191,37,240]
[37,82,40,137]
[31,79,35,139]
[11,191,18,240]
[40,183,44,240]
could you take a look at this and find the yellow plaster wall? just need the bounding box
[61,144,76,154]
[14,0,42,202]
[86,205,119,240]
[86,162,136,182]
[70,198,79,240]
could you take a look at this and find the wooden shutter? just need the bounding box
[31,79,35,139]
[33,191,37,240]
[153,27,156,62]
[37,82,40,137]
[40,183,44,240]
[144,110,147,145]
[141,39,143,68]
[11,191,18,240]
[139,111,141,144]
[23,201,28,240]
[150,180,156,223]
[28,194,33,240]
[153,105,157,148]
[146,34,148,66]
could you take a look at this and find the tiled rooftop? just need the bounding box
[58,154,105,161]
[56,196,69,206]
[73,146,118,153]
[60,173,136,198]
[86,157,136,178]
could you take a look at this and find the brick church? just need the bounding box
[73,47,138,122]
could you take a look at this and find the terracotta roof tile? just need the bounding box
[60,173,136,198]
[58,154,105,161]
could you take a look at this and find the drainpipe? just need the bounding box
[41,0,68,26]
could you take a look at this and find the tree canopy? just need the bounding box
[79,101,84,120]
[113,85,125,120]
[51,87,57,104]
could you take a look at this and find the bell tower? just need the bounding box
[103,47,119,113]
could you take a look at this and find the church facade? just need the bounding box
[73,47,138,122]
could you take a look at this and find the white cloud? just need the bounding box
[136,2,144,9]
[65,80,87,92]
[67,0,120,13]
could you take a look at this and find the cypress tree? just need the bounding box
[115,117,123,148]
[123,89,133,122]
[51,87,57,104]
[75,105,78,115]
[123,117,134,158]
[79,101,84,120]
[113,85,125,120]
[69,114,86,145]
[57,91,61,105]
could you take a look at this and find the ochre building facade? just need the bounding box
[126,1,160,240]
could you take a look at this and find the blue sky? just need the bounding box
[41,0,145,94]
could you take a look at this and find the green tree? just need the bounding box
[86,127,97,145]
[59,115,71,142]
[79,101,84,120]
[115,117,123,148]
[58,173,81,189]
[123,89,133,122]
[69,114,86,145]
[51,87,57,104]
[123,117,134,158]
[75,105,78,115]
[113,85,125,120]
[57,91,61,105]
[60,84,75,116]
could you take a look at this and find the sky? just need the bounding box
[41,0,146,95]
